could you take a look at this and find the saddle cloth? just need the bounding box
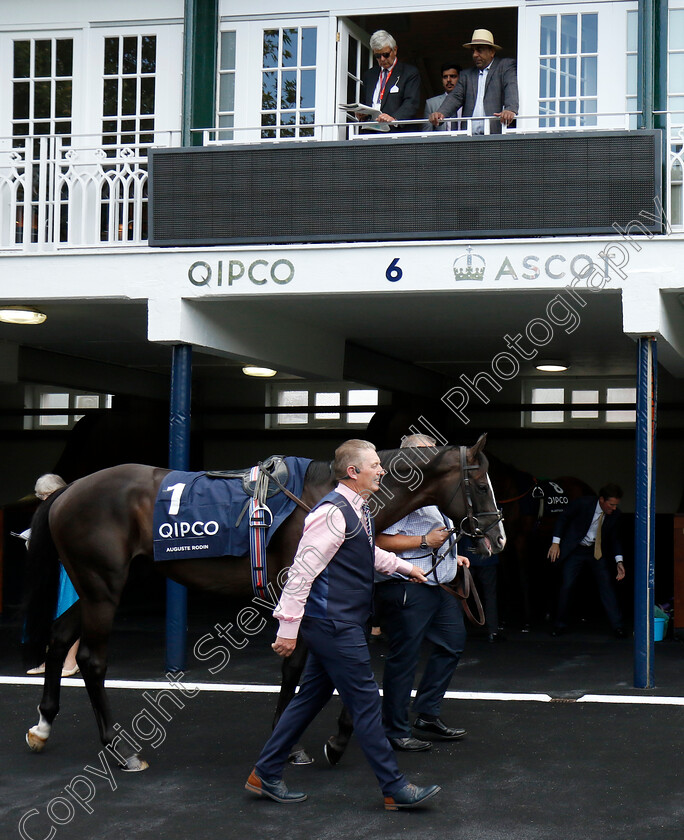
[522,479,571,517]
[152,456,311,562]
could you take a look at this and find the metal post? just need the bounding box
[166,344,192,672]
[637,0,655,130]
[634,337,657,688]
[182,0,218,147]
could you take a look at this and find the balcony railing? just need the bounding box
[0,130,180,251]
[1,116,682,252]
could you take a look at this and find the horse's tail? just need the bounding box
[21,489,66,666]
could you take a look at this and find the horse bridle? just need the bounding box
[422,445,504,578]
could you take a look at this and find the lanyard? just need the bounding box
[378,60,397,102]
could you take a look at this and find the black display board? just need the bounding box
[149,131,662,245]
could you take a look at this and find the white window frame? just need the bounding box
[223,16,330,143]
[267,383,381,429]
[519,3,631,131]
[522,378,637,428]
[24,385,113,430]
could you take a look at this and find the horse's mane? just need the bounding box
[304,458,334,485]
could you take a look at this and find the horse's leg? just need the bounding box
[26,606,80,753]
[324,703,354,767]
[78,601,148,772]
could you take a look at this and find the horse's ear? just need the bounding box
[468,433,487,458]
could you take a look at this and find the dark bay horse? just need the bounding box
[486,454,594,629]
[23,435,505,771]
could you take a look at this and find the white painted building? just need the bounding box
[0,0,683,531]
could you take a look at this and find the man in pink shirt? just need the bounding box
[246,439,441,811]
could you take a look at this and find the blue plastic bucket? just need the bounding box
[654,617,666,641]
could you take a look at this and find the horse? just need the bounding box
[22,435,505,772]
[485,454,594,629]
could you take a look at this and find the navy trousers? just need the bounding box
[255,616,406,797]
[376,582,465,739]
[555,545,622,630]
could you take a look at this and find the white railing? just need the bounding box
[0,130,180,251]
[1,115,681,252]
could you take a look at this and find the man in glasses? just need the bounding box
[359,30,421,132]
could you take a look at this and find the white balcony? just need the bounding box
[0,117,682,253]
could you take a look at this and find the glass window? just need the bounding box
[670,10,684,51]
[571,389,599,420]
[271,385,380,428]
[11,37,73,141]
[538,13,597,128]
[260,26,317,139]
[530,387,564,423]
[28,388,112,430]
[315,392,341,420]
[217,31,236,140]
[347,389,378,425]
[101,35,157,153]
[606,387,637,423]
[525,380,636,427]
[276,389,308,425]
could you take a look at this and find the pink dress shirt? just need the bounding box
[274,482,414,639]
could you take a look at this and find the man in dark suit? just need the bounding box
[547,483,627,637]
[245,439,441,811]
[429,29,518,135]
[359,30,421,132]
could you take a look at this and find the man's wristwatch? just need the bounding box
[420,536,429,550]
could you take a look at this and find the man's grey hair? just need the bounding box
[34,473,66,497]
[401,434,437,448]
[334,439,377,481]
[369,30,397,51]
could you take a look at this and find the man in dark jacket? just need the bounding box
[360,30,421,132]
[547,483,626,637]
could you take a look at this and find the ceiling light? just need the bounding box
[0,305,47,325]
[535,361,569,372]
[242,365,277,378]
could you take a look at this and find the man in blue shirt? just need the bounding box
[375,434,469,751]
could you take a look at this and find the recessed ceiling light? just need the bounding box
[535,361,569,372]
[0,305,47,325]
[242,365,277,378]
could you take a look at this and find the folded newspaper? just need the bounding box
[338,102,390,132]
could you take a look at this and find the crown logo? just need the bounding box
[453,246,485,281]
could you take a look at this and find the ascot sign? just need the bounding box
[451,245,627,283]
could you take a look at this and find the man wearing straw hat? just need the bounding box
[428,29,518,135]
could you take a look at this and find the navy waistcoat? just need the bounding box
[304,490,375,626]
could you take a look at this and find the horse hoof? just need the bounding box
[288,749,314,766]
[324,739,344,767]
[119,755,149,772]
[26,731,47,752]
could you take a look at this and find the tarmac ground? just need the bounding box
[1,597,682,840]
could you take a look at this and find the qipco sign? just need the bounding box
[188,259,295,288]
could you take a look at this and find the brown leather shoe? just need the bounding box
[245,768,307,803]
[384,783,441,810]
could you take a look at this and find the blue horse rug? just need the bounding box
[152,456,311,563]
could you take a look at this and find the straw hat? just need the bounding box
[463,29,501,50]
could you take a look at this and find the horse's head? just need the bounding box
[431,434,506,557]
